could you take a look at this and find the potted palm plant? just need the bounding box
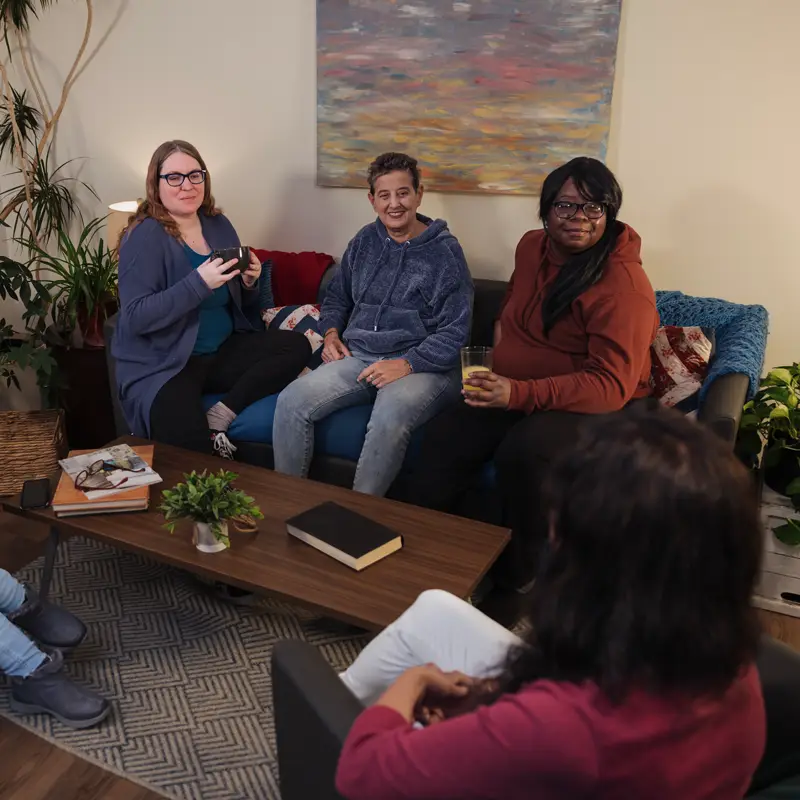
[160,470,264,553]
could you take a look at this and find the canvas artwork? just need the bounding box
[317,0,623,195]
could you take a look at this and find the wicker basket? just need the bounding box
[0,410,67,496]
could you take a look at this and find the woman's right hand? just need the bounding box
[322,329,351,362]
[197,257,240,290]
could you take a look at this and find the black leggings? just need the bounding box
[149,330,310,454]
[407,403,589,586]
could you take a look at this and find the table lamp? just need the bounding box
[106,201,139,250]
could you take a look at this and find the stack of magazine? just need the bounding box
[52,444,161,517]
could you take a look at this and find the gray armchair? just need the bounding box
[271,636,800,800]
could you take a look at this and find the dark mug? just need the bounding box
[210,245,250,274]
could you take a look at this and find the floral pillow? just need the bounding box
[262,304,324,375]
[650,326,713,410]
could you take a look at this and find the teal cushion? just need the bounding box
[203,393,495,489]
[203,393,424,462]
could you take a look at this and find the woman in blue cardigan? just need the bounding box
[112,140,310,458]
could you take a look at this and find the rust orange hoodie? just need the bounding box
[494,223,658,415]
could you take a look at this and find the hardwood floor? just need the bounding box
[0,510,160,800]
[0,509,799,799]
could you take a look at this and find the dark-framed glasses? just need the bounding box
[159,170,207,188]
[552,201,606,220]
[74,459,145,492]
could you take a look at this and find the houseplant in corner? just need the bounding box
[160,470,264,553]
[737,363,800,543]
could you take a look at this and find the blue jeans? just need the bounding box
[0,569,45,678]
[273,357,460,496]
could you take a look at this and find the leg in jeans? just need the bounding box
[493,411,589,587]
[341,589,522,705]
[273,357,371,478]
[149,357,213,453]
[0,570,45,678]
[206,330,311,413]
[407,402,523,512]
[353,369,461,496]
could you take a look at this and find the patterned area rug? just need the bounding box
[0,536,371,799]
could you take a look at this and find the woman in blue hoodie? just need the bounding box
[273,153,473,496]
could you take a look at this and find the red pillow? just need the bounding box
[650,326,712,408]
[251,249,334,306]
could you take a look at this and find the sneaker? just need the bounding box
[211,430,237,460]
[8,586,87,651]
[10,649,110,729]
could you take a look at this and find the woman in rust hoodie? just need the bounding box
[409,157,659,589]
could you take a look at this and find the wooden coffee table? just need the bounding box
[1,437,509,631]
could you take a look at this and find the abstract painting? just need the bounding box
[317,0,623,195]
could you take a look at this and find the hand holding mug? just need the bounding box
[242,249,262,288]
[197,257,240,290]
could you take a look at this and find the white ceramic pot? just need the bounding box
[193,521,229,553]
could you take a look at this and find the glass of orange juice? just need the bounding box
[461,346,493,392]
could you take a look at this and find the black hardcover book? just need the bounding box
[286,501,403,571]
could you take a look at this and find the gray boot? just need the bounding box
[10,649,110,729]
[7,586,86,650]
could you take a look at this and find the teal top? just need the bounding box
[183,244,233,355]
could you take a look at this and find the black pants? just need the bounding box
[150,330,310,454]
[407,403,589,587]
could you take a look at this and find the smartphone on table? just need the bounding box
[20,477,51,509]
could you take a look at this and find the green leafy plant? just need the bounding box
[738,364,800,543]
[24,217,118,346]
[0,0,100,400]
[159,470,264,548]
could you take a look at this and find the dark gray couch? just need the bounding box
[104,277,753,491]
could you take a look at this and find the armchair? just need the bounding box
[271,636,800,800]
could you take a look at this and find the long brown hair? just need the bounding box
[119,140,221,247]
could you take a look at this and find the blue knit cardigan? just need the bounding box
[655,291,769,402]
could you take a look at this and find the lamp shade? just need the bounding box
[106,201,139,250]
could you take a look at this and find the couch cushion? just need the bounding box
[204,393,427,461]
[262,304,324,373]
[650,325,712,410]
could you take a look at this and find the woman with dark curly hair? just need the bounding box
[112,140,309,458]
[337,405,765,800]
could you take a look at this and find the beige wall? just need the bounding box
[1,0,798,410]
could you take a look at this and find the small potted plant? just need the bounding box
[159,470,264,553]
[738,364,800,542]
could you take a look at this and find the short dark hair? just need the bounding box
[539,157,623,334]
[367,152,421,194]
[497,403,762,703]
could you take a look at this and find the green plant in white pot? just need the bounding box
[159,470,263,553]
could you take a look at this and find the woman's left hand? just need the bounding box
[375,664,473,723]
[463,371,512,409]
[241,249,261,288]
[358,359,412,389]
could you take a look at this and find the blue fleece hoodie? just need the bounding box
[319,215,473,373]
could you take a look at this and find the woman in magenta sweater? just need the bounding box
[336,405,765,800]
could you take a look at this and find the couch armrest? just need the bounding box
[272,640,364,800]
[748,637,800,795]
[697,372,749,448]
[317,263,338,305]
[102,313,131,436]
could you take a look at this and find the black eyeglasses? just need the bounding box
[159,170,207,188]
[74,459,145,492]
[552,201,606,220]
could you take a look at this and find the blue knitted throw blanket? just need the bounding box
[655,291,769,402]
